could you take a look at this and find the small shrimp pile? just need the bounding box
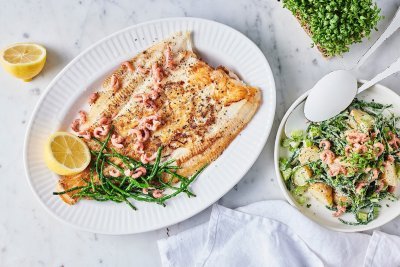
[319,141,347,177]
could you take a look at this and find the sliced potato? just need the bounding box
[293,166,313,186]
[298,146,320,165]
[308,183,333,207]
[349,109,375,132]
[382,161,397,187]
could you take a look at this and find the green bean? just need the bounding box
[54,127,207,211]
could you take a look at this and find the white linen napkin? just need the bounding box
[157,200,400,267]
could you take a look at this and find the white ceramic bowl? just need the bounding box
[274,82,400,232]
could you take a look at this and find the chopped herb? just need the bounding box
[54,128,207,210]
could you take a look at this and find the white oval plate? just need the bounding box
[24,18,276,234]
[275,83,400,232]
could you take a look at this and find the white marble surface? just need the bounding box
[1,0,400,266]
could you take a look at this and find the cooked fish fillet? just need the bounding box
[59,31,261,204]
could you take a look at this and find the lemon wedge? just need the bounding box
[44,132,91,176]
[0,43,46,82]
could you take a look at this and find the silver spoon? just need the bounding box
[284,7,400,136]
[305,56,400,122]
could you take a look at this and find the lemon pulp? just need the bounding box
[0,43,46,81]
[44,132,90,176]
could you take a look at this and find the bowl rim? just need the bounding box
[274,81,400,232]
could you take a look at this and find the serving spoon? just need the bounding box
[285,57,400,136]
[284,7,400,136]
[304,56,400,122]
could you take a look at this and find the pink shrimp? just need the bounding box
[151,63,164,83]
[136,64,148,74]
[148,89,159,100]
[122,61,135,72]
[98,116,111,126]
[388,186,396,194]
[328,162,347,177]
[142,188,149,194]
[110,74,120,93]
[128,128,150,142]
[353,143,368,154]
[388,132,400,149]
[152,189,164,199]
[70,119,80,132]
[109,167,121,177]
[131,167,147,179]
[124,169,132,176]
[140,154,149,164]
[93,125,110,138]
[370,130,379,140]
[143,98,157,109]
[356,182,367,194]
[373,142,385,158]
[132,93,156,109]
[387,155,395,163]
[78,110,87,124]
[338,165,348,176]
[111,134,124,149]
[133,142,144,154]
[333,205,346,217]
[133,93,149,103]
[164,46,175,69]
[140,151,158,164]
[346,131,369,144]
[319,140,331,150]
[360,134,370,144]
[88,92,99,105]
[140,115,161,131]
[128,128,141,140]
[320,150,335,164]
[78,130,91,140]
[346,132,361,144]
[328,163,339,176]
[139,128,150,142]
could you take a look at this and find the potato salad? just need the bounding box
[280,99,400,225]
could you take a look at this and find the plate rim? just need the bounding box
[24,17,276,234]
[274,82,400,232]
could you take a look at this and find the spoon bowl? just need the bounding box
[284,102,308,137]
[304,70,358,122]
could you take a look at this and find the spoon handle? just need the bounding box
[356,7,400,68]
[358,56,400,93]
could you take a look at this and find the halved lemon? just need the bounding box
[0,43,46,81]
[44,132,91,176]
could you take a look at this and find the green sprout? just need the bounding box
[282,0,383,57]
